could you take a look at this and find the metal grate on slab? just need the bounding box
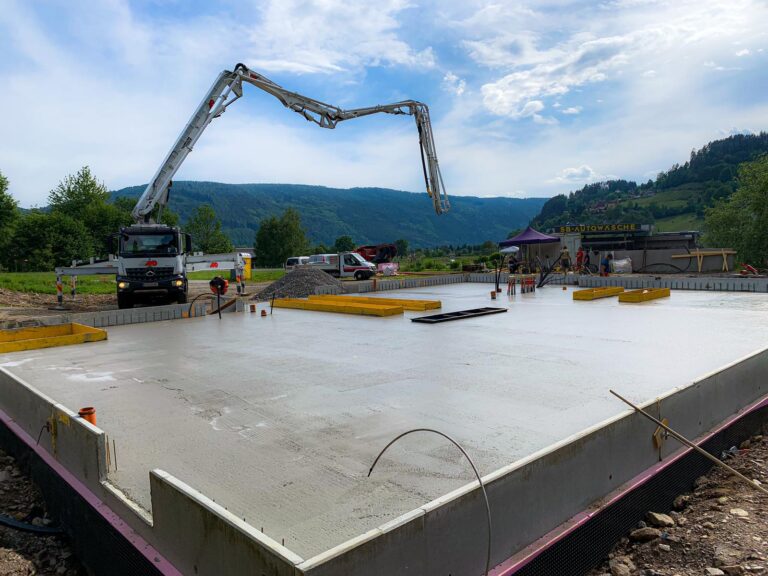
[411,307,507,323]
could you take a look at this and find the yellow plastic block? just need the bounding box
[573,286,625,301]
[309,294,441,311]
[618,288,671,303]
[272,298,404,317]
[0,323,107,353]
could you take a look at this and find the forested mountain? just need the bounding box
[112,183,547,247]
[532,133,768,232]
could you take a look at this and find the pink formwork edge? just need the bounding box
[490,393,768,576]
[0,407,183,576]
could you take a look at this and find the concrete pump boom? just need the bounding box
[132,63,449,223]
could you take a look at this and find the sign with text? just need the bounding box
[556,223,646,234]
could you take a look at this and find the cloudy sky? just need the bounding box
[2,0,767,207]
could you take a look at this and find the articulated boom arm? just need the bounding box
[132,63,449,223]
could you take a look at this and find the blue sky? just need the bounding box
[2,0,767,207]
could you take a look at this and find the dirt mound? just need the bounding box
[589,426,768,576]
[254,267,342,300]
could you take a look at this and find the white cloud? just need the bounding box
[561,106,582,115]
[549,165,605,184]
[0,0,440,206]
[460,0,764,119]
[442,72,466,96]
[735,48,751,57]
[247,0,435,74]
[2,0,768,209]
[478,34,632,117]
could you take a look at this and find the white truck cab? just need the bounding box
[115,225,190,309]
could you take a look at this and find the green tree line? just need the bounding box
[0,167,233,271]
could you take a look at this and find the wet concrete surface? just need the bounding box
[2,284,768,558]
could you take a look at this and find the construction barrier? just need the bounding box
[308,295,441,311]
[272,298,403,317]
[573,287,625,301]
[618,288,671,303]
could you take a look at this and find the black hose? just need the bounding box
[368,428,492,576]
[187,293,213,317]
[0,513,63,535]
[634,263,687,273]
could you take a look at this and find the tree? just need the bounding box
[333,235,355,252]
[185,205,233,253]
[480,240,496,253]
[705,155,768,266]
[254,208,308,266]
[394,238,409,258]
[310,243,330,255]
[5,212,92,271]
[48,166,109,217]
[47,167,135,257]
[0,171,19,264]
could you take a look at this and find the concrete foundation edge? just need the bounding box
[298,346,768,576]
[0,367,305,576]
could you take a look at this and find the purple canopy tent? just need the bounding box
[499,226,560,272]
[499,226,559,247]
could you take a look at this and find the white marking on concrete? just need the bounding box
[0,358,37,367]
[66,372,115,383]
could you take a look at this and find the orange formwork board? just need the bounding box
[572,286,625,301]
[272,298,404,317]
[0,323,107,353]
[618,288,671,303]
[309,294,441,311]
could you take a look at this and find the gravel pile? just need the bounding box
[254,267,342,300]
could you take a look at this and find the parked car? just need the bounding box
[285,256,309,270]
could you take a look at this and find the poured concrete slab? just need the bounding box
[2,284,768,558]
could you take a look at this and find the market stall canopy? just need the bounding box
[499,226,560,247]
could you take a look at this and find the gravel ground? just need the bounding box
[590,423,768,576]
[0,282,272,328]
[254,267,342,300]
[0,450,85,576]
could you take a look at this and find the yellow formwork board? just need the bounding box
[0,323,107,353]
[618,287,671,303]
[309,294,441,311]
[272,298,404,317]
[573,286,625,301]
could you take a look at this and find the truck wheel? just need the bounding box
[176,293,188,305]
[354,271,364,281]
[117,294,133,309]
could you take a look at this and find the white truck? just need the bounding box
[308,253,376,280]
[55,62,449,308]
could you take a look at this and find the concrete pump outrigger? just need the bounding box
[55,63,449,309]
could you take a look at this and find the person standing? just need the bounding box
[575,246,585,273]
[600,253,613,276]
[559,245,571,275]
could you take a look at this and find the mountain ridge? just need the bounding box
[531,132,768,232]
[112,182,547,247]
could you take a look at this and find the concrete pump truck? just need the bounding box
[56,63,449,309]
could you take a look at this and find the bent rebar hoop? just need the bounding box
[367,428,492,576]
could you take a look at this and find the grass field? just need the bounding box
[654,213,704,233]
[620,184,704,209]
[186,269,284,282]
[0,269,285,295]
[0,272,117,295]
